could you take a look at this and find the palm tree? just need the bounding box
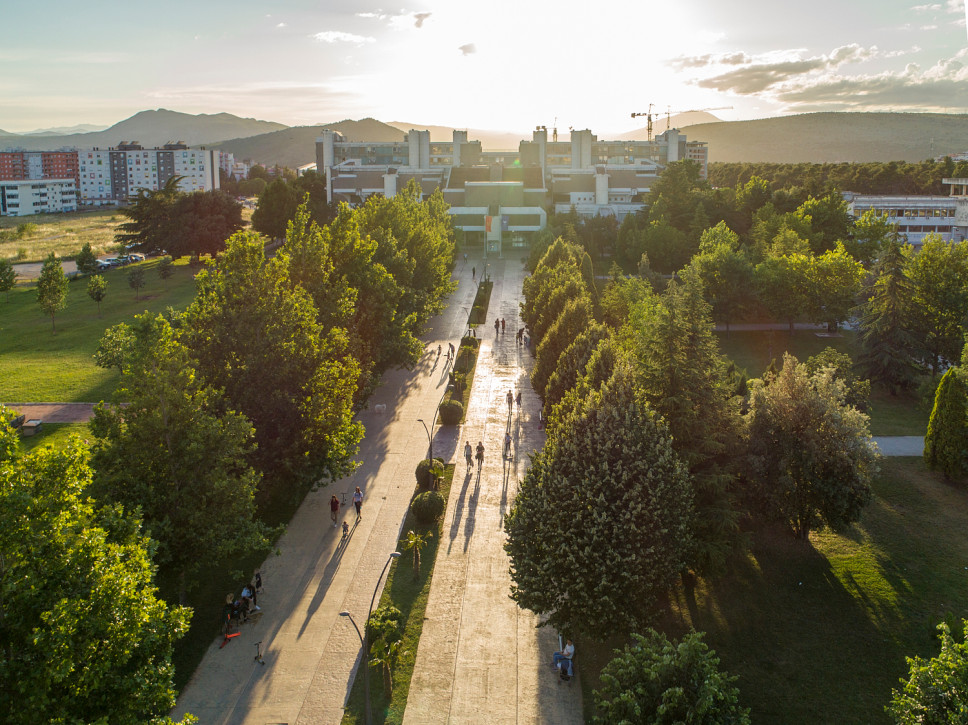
[369,639,404,695]
[401,529,434,580]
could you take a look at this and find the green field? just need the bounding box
[0,209,123,263]
[579,457,968,723]
[0,257,199,403]
[716,329,930,436]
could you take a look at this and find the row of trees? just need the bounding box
[710,157,968,197]
[507,239,878,638]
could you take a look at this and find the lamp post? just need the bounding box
[416,418,432,461]
[340,550,401,725]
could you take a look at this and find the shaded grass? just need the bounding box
[1,209,123,262]
[17,422,91,453]
[716,329,928,436]
[0,257,198,402]
[579,458,968,723]
[341,465,454,724]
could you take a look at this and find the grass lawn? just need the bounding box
[579,457,968,723]
[0,257,199,403]
[17,422,92,452]
[715,329,929,436]
[1,209,123,262]
[341,465,454,724]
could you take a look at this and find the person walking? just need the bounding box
[475,441,485,470]
[464,440,473,467]
[330,494,340,527]
[515,390,522,408]
[494,318,500,334]
[506,389,514,413]
[472,266,476,280]
[501,318,506,333]
[352,486,363,520]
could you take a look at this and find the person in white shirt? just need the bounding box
[552,639,575,674]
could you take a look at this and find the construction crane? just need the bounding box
[664,106,733,131]
[630,104,655,143]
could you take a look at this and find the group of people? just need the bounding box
[464,440,486,469]
[330,487,364,528]
[223,573,263,630]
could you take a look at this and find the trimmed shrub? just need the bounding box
[411,490,446,524]
[438,399,464,425]
[415,457,444,488]
[470,305,486,324]
[460,335,481,350]
[454,348,474,373]
[366,604,402,644]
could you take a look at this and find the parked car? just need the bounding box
[99,257,118,269]
[128,253,145,262]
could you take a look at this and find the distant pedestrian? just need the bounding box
[501,318,506,333]
[506,389,514,412]
[504,432,512,459]
[494,318,500,334]
[472,266,476,280]
[353,486,363,520]
[330,495,340,527]
[476,441,485,469]
[464,440,473,467]
[464,252,468,264]
[515,390,522,408]
[516,328,523,345]
[449,342,455,357]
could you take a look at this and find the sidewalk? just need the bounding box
[403,259,582,724]
[171,262,478,724]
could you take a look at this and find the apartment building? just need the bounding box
[0,179,77,216]
[844,179,968,247]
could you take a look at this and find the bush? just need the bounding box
[470,305,486,324]
[366,604,402,645]
[454,349,474,373]
[460,335,480,350]
[415,457,444,488]
[449,371,467,397]
[438,399,464,425]
[411,490,446,524]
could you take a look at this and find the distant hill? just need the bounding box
[689,112,968,163]
[214,118,406,168]
[0,109,287,151]
[23,123,108,136]
[612,111,724,140]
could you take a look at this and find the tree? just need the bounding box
[252,178,299,240]
[857,235,919,394]
[75,242,98,275]
[543,323,610,412]
[746,353,878,539]
[90,314,270,598]
[504,364,694,635]
[755,254,811,334]
[158,255,174,289]
[531,295,594,400]
[923,366,968,480]
[115,175,182,253]
[628,270,746,574]
[128,266,146,300]
[906,236,968,376]
[889,620,968,724]
[87,274,107,316]
[185,231,363,487]
[688,242,755,337]
[93,322,134,373]
[803,243,865,330]
[0,258,16,301]
[167,190,243,259]
[795,192,852,254]
[593,630,750,725]
[805,347,871,412]
[36,252,68,332]
[400,529,434,579]
[850,208,893,264]
[0,413,192,724]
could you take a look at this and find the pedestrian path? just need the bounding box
[171,263,478,724]
[873,436,924,457]
[403,259,582,724]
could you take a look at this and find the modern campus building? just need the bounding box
[0,179,78,217]
[844,177,968,247]
[0,144,219,215]
[315,126,708,253]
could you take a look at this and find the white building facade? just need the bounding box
[0,179,77,216]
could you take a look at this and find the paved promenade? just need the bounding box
[172,255,581,724]
[403,259,582,725]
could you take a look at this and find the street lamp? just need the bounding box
[416,418,432,461]
[340,550,401,725]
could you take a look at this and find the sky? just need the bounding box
[1,0,967,135]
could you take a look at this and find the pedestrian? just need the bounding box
[464,440,473,467]
[494,318,500,334]
[501,318,505,333]
[517,328,523,345]
[472,266,476,280]
[504,432,512,459]
[506,389,514,412]
[449,342,455,356]
[476,441,485,469]
[353,486,363,520]
[464,252,468,264]
[330,494,340,527]
[515,390,522,407]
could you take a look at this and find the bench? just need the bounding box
[20,419,42,437]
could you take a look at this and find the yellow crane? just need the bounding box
[630,104,655,143]
[664,106,733,130]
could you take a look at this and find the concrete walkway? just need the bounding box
[171,256,579,724]
[403,259,582,725]
[873,436,925,457]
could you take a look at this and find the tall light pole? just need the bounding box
[416,418,432,461]
[340,550,401,725]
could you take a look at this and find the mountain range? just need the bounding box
[3,109,967,167]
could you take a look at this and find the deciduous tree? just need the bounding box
[128,266,146,300]
[593,630,750,725]
[889,620,968,724]
[75,242,98,275]
[36,252,68,332]
[87,273,107,316]
[0,258,17,301]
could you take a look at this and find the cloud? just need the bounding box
[312,31,375,44]
[276,22,287,28]
[912,3,942,11]
[356,11,387,19]
[458,43,476,55]
[667,52,751,70]
[414,12,431,27]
